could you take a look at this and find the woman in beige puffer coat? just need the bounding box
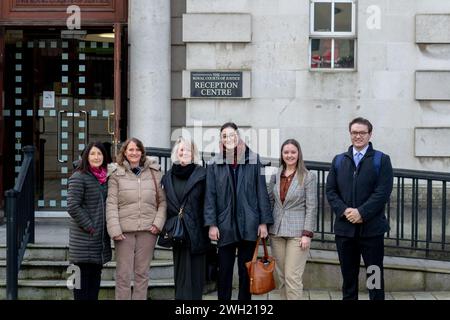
[106,137,167,300]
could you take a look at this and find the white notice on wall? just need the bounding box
[43,91,55,108]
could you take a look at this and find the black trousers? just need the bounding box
[73,263,103,300]
[335,235,385,300]
[217,240,256,301]
[173,245,206,300]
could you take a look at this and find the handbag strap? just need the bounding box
[150,169,159,210]
[251,237,269,262]
[262,238,269,258]
[177,177,196,218]
[178,197,188,218]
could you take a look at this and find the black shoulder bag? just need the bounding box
[157,197,188,248]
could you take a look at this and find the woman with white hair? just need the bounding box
[160,136,209,299]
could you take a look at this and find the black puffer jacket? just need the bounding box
[161,165,209,254]
[203,147,273,247]
[67,171,112,265]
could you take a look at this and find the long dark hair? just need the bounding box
[280,139,307,185]
[220,122,246,163]
[76,141,109,174]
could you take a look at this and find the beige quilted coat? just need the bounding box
[106,156,167,238]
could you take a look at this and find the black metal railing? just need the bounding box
[6,146,36,300]
[146,147,450,260]
[309,163,450,260]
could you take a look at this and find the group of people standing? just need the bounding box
[67,117,393,301]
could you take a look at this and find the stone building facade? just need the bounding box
[157,0,450,171]
[1,0,449,213]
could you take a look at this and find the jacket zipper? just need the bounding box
[352,169,357,208]
[88,172,105,264]
[95,175,105,265]
[138,177,141,229]
[352,156,364,236]
[100,190,105,264]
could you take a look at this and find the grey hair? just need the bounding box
[170,136,201,165]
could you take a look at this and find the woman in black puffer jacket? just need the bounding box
[67,141,112,300]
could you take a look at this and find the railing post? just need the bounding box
[23,146,35,244]
[442,181,447,251]
[6,189,18,300]
[426,179,433,257]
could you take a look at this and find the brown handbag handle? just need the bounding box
[251,237,269,262]
[150,169,159,210]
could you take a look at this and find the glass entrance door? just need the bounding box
[3,28,116,211]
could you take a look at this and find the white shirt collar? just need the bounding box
[353,144,369,157]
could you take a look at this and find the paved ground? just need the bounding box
[202,289,450,300]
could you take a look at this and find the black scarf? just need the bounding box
[171,163,196,180]
[131,167,142,176]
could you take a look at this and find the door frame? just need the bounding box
[0,1,128,26]
[0,23,128,210]
[0,27,5,208]
[113,22,122,159]
[0,1,128,211]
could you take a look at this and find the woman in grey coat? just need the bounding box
[268,139,317,300]
[67,141,112,300]
[204,122,273,300]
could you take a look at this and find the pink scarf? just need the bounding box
[90,166,107,185]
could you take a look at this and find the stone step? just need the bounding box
[0,279,217,300]
[3,244,449,292]
[0,279,174,300]
[232,246,450,291]
[0,259,174,281]
[303,250,450,292]
[0,244,173,261]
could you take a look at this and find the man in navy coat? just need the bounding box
[326,117,393,300]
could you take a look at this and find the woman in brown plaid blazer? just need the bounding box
[268,139,317,300]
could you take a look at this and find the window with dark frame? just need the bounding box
[310,0,356,70]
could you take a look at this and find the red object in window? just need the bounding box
[311,54,321,68]
[322,42,339,66]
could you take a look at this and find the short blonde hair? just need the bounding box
[171,137,201,165]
